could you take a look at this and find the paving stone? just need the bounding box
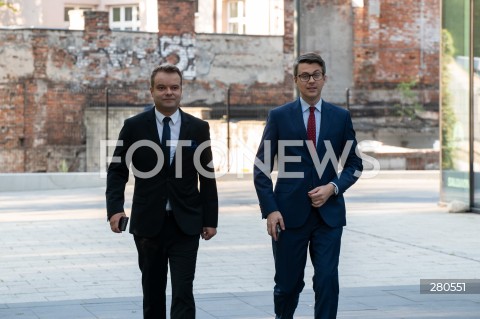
[0,173,479,318]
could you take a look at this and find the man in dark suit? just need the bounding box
[254,52,363,319]
[106,64,218,319]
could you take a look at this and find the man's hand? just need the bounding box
[201,227,217,240]
[109,212,127,233]
[266,211,284,241]
[308,184,335,208]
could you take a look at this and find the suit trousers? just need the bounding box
[272,209,343,319]
[134,213,200,319]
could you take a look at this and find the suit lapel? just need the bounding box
[317,101,332,156]
[291,99,308,141]
[178,108,190,141]
[147,107,161,145]
[293,99,332,157]
[170,108,190,171]
[290,99,322,165]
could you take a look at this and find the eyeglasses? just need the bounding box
[297,72,324,82]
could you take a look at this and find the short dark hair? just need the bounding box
[293,52,326,76]
[150,64,183,87]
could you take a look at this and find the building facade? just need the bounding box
[440,0,480,212]
[0,0,442,173]
[0,1,293,173]
[0,0,283,35]
[195,0,283,35]
[0,0,159,31]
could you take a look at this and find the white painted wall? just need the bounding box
[197,0,283,35]
[0,0,157,32]
[1,0,281,35]
[299,2,354,104]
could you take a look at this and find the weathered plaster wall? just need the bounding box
[0,10,293,172]
[352,0,440,109]
[297,0,440,112]
[299,0,354,103]
[0,0,442,173]
[187,33,287,106]
[85,106,214,172]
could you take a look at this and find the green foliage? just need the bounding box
[440,29,457,170]
[0,1,18,12]
[58,160,69,173]
[442,28,455,58]
[442,0,467,56]
[393,80,424,120]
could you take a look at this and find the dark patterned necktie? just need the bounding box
[162,117,171,167]
[307,106,316,148]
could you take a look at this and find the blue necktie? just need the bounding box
[162,117,171,167]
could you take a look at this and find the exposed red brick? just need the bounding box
[157,0,195,36]
[353,0,440,90]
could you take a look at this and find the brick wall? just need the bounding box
[352,0,440,110]
[283,0,295,93]
[0,0,441,173]
[296,0,439,113]
[0,82,25,172]
[158,0,195,35]
[0,2,293,173]
[364,150,439,170]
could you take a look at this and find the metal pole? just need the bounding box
[468,0,474,211]
[294,0,300,99]
[345,87,350,110]
[295,0,300,58]
[22,81,27,171]
[226,86,231,171]
[105,87,109,169]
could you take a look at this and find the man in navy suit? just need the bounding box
[254,52,363,319]
[106,64,218,319]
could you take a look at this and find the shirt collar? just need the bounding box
[300,97,322,113]
[155,108,180,125]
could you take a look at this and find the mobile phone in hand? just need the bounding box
[119,216,129,231]
[276,224,281,241]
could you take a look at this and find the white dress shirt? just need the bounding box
[299,98,338,195]
[154,108,181,210]
[300,97,322,144]
[155,108,181,165]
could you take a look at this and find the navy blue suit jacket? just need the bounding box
[253,99,363,228]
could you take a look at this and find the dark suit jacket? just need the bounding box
[106,107,218,237]
[254,99,363,228]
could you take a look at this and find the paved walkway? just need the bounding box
[0,171,479,318]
